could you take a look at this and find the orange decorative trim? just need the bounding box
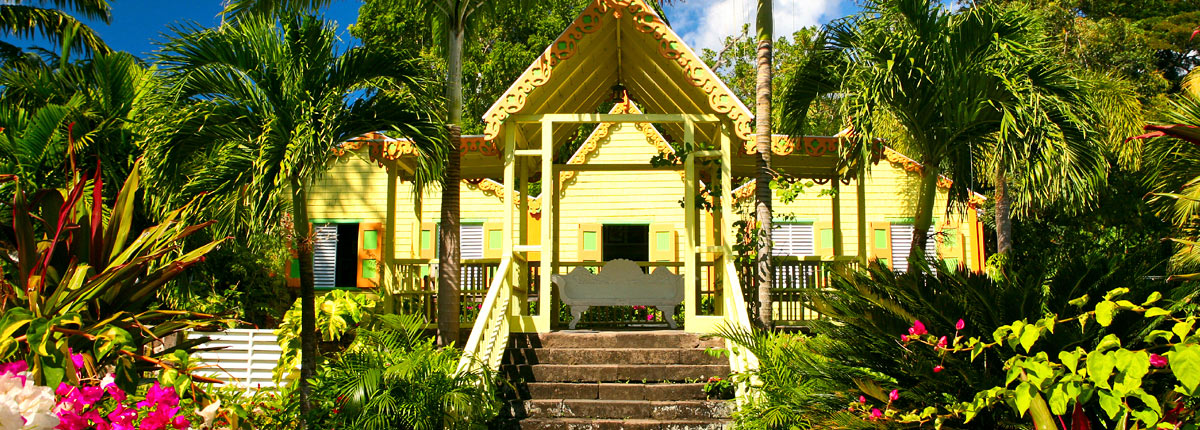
[480,0,753,145]
[334,132,499,165]
[741,135,841,157]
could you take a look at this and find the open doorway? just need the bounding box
[602,224,649,262]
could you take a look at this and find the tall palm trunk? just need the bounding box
[290,175,316,428]
[911,166,939,264]
[754,0,774,330]
[993,164,1013,256]
[437,24,465,347]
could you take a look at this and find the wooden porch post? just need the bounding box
[383,163,398,313]
[515,141,529,316]
[831,179,843,257]
[538,120,555,332]
[857,167,868,264]
[683,118,698,329]
[719,121,736,317]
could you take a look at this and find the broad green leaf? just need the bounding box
[1097,334,1122,353]
[1048,386,1069,415]
[1015,381,1035,416]
[25,318,52,356]
[1088,351,1115,389]
[0,308,34,339]
[1020,327,1040,353]
[1145,307,1172,318]
[1096,301,1117,327]
[1173,320,1194,341]
[1113,350,1149,396]
[1168,344,1200,394]
[971,341,984,362]
[1068,294,1090,307]
[1142,291,1162,306]
[1097,390,1121,419]
[1060,350,1080,374]
[1104,288,1130,300]
[1146,330,1175,343]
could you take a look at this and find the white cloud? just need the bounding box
[669,0,844,54]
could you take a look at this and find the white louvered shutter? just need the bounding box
[460,224,485,259]
[312,225,339,288]
[889,224,937,273]
[771,224,815,257]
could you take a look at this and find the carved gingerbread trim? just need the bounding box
[740,135,841,157]
[481,0,753,145]
[334,132,499,166]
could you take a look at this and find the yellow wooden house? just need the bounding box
[293,0,987,371]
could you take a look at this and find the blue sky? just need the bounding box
[0,1,855,59]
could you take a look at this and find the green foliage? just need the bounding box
[718,252,1175,429]
[274,290,380,383]
[699,24,842,136]
[0,0,112,58]
[351,0,585,136]
[157,236,294,327]
[0,160,228,391]
[321,313,501,430]
[890,288,1198,428]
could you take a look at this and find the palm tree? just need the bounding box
[753,0,774,329]
[1135,73,1200,277]
[781,0,1095,260]
[0,0,112,58]
[148,14,444,424]
[0,49,159,196]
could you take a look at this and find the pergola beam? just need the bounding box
[510,113,723,124]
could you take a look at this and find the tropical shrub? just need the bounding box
[718,253,1179,429]
[320,313,501,430]
[273,290,380,383]
[0,161,229,391]
[873,288,1198,429]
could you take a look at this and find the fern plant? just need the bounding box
[319,314,500,430]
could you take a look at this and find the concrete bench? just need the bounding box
[551,259,684,329]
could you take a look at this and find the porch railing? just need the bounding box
[385,257,857,328]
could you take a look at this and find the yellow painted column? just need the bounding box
[831,179,843,257]
[515,144,529,316]
[857,167,868,264]
[683,119,697,330]
[538,121,555,332]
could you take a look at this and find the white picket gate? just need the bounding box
[191,329,283,389]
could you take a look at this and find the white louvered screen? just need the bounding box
[461,224,484,259]
[192,329,281,389]
[312,225,339,288]
[889,224,937,273]
[771,223,815,257]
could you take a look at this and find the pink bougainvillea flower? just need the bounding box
[1150,353,1168,368]
[936,336,948,349]
[933,365,944,373]
[900,335,909,342]
[908,320,928,336]
[955,319,965,330]
[646,314,654,321]
[858,395,866,404]
[0,360,27,376]
[888,389,899,402]
[870,408,882,420]
[70,354,85,372]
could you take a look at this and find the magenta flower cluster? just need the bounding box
[54,381,189,430]
[901,318,965,374]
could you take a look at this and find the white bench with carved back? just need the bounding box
[551,259,685,329]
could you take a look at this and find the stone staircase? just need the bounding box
[499,330,732,430]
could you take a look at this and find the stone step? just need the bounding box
[521,383,709,400]
[506,348,725,365]
[510,331,725,350]
[506,364,729,383]
[516,418,728,430]
[510,399,732,420]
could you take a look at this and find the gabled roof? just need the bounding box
[482,0,753,153]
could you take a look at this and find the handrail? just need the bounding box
[455,257,513,374]
[722,258,759,404]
